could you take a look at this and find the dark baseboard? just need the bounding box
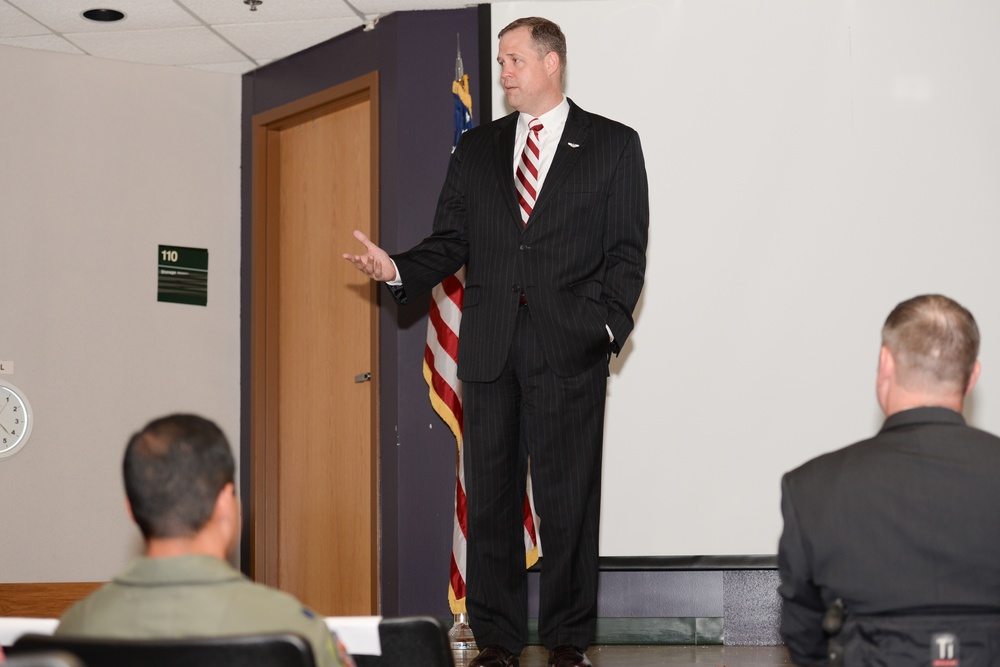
[445,558,783,647]
[528,555,778,572]
[597,555,777,571]
[590,617,724,645]
[438,616,725,646]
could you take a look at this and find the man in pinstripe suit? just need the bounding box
[344,17,648,667]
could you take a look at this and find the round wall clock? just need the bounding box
[0,382,33,460]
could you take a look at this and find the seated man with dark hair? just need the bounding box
[778,294,1000,666]
[56,414,353,667]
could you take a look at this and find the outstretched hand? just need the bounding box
[342,230,397,282]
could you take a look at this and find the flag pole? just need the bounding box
[446,32,477,654]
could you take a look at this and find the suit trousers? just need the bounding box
[463,304,608,653]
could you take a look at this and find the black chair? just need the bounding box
[11,632,315,667]
[824,603,1000,667]
[353,616,454,667]
[5,652,85,667]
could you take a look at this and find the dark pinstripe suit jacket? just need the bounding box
[391,99,649,382]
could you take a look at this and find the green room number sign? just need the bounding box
[158,245,208,306]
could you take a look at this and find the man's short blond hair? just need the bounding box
[499,17,567,79]
[882,294,980,393]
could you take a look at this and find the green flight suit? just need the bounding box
[56,555,348,667]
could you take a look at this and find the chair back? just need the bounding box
[11,632,314,667]
[5,652,85,667]
[353,617,454,667]
[835,613,1000,667]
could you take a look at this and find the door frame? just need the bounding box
[249,71,380,602]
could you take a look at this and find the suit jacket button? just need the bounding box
[512,284,520,292]
[519,244,529,251]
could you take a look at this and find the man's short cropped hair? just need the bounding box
[499,17,567,78]
[123,414,235,540]
[882,294,980,394]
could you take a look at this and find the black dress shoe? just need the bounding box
[547,645,592,667]
[469,644,520,667]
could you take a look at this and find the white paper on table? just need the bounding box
[325,616,383,656]
[0,617,58,646]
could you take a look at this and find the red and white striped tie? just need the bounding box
[515,118,543,226]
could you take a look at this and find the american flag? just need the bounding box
[423,268,540,614]
[428,52,538,615]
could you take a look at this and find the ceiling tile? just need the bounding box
[351,0,476,13]
[0,1,50,37]
[65,26,246,66]
[189,60,258,75]
[2,0,532,72]
[0,33,85,54]
[8,0,199,33]
[214,17,361,61]
[178,0,358,25]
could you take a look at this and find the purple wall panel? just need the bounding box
[241,7,481,617]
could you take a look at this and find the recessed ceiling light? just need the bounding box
[82,8,126,22]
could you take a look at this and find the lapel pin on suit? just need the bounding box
[568,142,580,148]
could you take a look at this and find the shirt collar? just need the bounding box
[880,406,967,433]
[518,95,570,132]
[114,554,244,586]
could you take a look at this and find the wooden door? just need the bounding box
[251,73,379,615]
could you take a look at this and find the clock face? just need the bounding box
[0,383,33,459]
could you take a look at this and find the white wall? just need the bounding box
[0,46,242,581]
[492,1,1000,556]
